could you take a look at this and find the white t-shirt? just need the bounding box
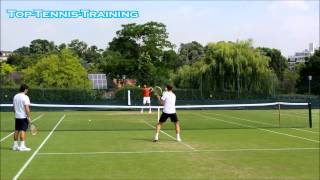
[161,91,176,114]
[13,93,30,119]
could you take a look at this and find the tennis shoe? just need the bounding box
[153,136,159,142]
[12,145,20,151]
[19,146,31,151]
[176,137,182,142]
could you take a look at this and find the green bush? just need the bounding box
[0,88,101,104]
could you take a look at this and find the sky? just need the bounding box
[1,0,319,57]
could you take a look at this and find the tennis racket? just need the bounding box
[29,123,38,135]
[153,86,163,96]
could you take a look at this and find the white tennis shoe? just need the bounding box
[12,145,20,151]
[19,146,31,151]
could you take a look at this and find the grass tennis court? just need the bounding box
[1,108,319,180]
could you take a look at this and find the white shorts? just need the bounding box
[143,97,151,104]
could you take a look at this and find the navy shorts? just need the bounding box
[159,113,179,123]
[15,118,29,131]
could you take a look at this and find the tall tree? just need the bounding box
[99,50,136,79]
[174,40,277,97]
[22,49,91,89]
[297,49,320,95]
[162,50,179,70]
[257,47,288,80]
[0,62,17,86]
[7,39,58,70]
[136,52,156,85]
[102,21,174,85]
[29,39,57,54]
[178,41,205,66]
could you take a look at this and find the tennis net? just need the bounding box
[0,102,312,132]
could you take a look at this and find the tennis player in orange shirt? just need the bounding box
[141,84,152,114]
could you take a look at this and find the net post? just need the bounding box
[308,102,312,128]
[127,90,131,106]
[278,103,281,127]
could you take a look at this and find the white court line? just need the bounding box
[12,114,66,180]
[276,112,319,121]
[197,114,319,144]
[37,147,319,155]
[0,114,44,142]
[141,120,196,151]
[213,113,319,134]
[291,128,319,134]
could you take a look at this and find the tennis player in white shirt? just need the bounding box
[154,84,181,142]
[12,84,32,151]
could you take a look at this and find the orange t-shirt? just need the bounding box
[143,88,150,97]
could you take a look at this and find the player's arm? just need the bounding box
[157,95,164,105]
[24,104,31,123]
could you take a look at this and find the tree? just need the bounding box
[22,49,91,89]
[7,40,58,70]
[29,39,57,54]
[7,54,42,70]
[99,50,136,79]
[162,50,179,70]
[85,45,102,64]
[68,40,103,67]
[108,37,140,59]
[136,52,156,85]
[257,47,288,80]
[0,62,17,86]
[281,70,299,94]
[14,46,30,56]
[174,40,277,97]
[68,39,88,65]
[297,49,320,95]
[178,41,205,66]
[110,21,174,63]
[102,21,175,84]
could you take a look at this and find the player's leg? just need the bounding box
[19,119,31,151]
[154,113,168,141]
[175,121,181,142]
[154,122,162,141]
[171,114,181,142]
[13,118,20,150]
[12,130,20,150]
[147,97,151,113]
[141,98,146,113]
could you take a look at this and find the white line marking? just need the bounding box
[37,147,320,155]
[197,114,320,144]
[141,120,196,150]
[0,114,44,142]
[12,114,66,180]
[291,128,319,134]
[213,113,319,134]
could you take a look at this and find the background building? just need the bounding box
[288,43,316,71]
[0,51,12,62]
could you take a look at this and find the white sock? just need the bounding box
[176,134,181,139]
[155,133,159,139]
[13,141,19,146]
[20,141,26,147]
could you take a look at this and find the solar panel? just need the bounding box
[88,73,107,89]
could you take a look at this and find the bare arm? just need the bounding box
[157,95,164,105]
[24,105,31,123]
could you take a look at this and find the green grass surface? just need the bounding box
[1,109,319,180]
